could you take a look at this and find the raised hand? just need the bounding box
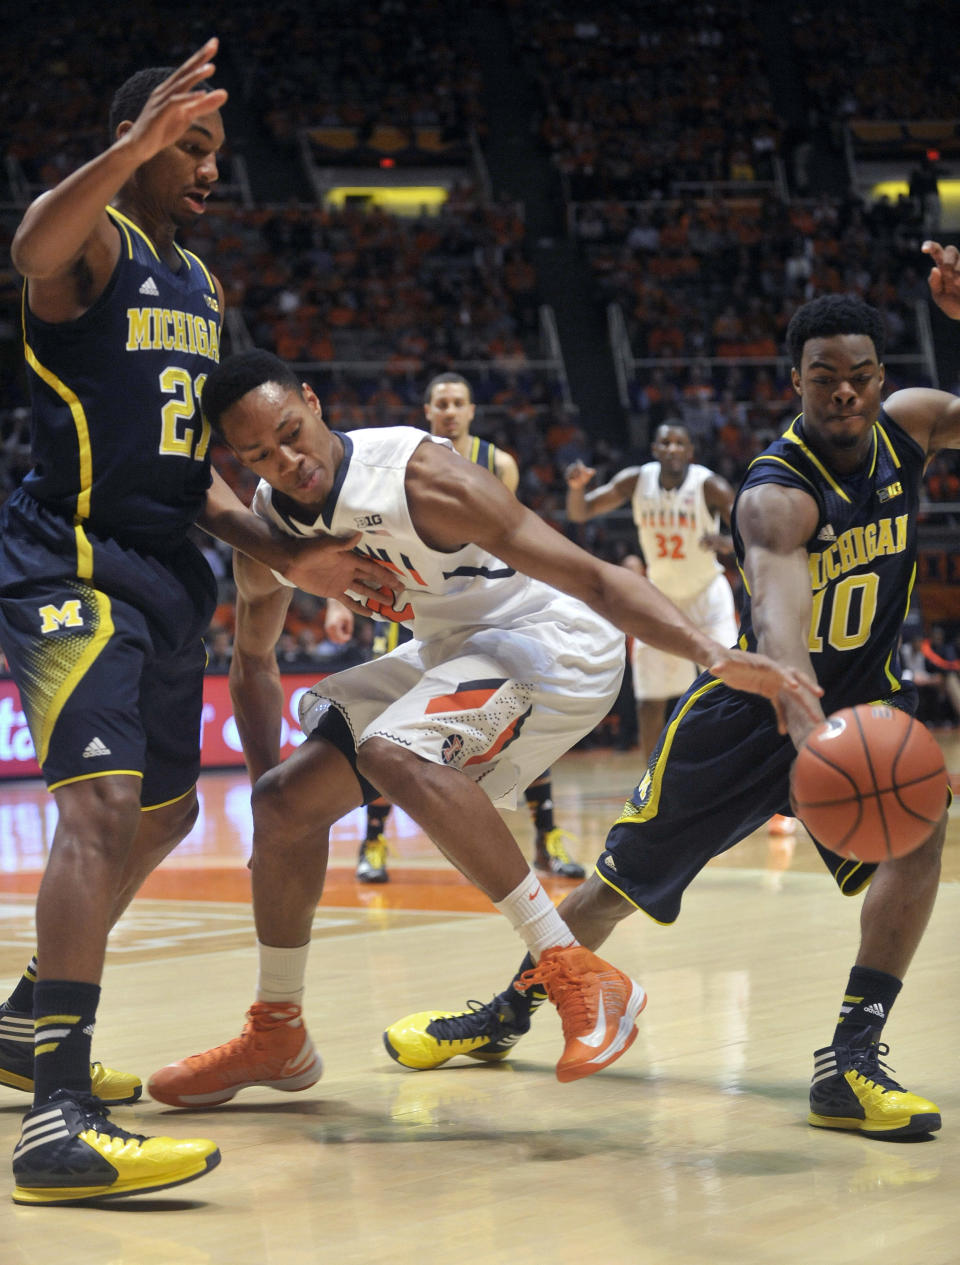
[922,241,960,320]
[121,38,229,161]
[565,459,596,489]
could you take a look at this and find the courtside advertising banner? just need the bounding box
[0,675,321,780]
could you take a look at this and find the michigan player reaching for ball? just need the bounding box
[384,260,960,1142]
[145,349,818,1108]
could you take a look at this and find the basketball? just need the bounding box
[789,704,948,862]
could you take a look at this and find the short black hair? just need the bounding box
[786,295,886,367]
[423,372,473,405]
[201,351,302,431]
[108,66,212,138]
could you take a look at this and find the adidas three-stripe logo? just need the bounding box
[13,1103,72,1161]
[83,737,111,759]
[0,1012,32,1045]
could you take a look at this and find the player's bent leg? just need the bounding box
[12,1090,219,1205]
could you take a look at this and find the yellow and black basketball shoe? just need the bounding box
[356,836,389,883]
[383,991,539,1070]
[0,1007,141,1106]
[808,1041,941,1138]
[533,828,586,880]
[12,1090,220,1205]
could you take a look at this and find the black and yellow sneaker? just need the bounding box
[808,1042,941,1138]
[534,829,586,880]
[383,994,533,1069]
[12,1089,220,1205]
[356,836,389,883]
[0,1007,141,1106]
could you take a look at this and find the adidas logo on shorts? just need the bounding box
[82,737,112,759]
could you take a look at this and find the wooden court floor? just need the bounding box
[1,737,959,1265]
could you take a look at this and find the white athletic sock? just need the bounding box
[256,941,310,1005]
[494,870,579,962]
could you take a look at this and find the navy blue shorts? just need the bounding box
[0,490,215,806]
[597,674,921,923]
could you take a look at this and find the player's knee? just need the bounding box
[53,777,142,856]
[355,737,411,801]
[251,764,337,842]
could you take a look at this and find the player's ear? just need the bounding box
[790,367,801,396]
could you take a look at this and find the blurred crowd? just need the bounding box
[2,0,958,709]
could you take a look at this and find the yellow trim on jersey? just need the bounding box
[34,1043,58,1056]
[592,862,676,924]
[107,206,160,261]
[780,417,858,502]
[614,677,724,825]
[47,768,143,793]
[745,452,819,495]
[142,785,196,812]
[876,420,903,470]
[36,590,115,766]
[880,561,917,691]
[106,205,134,258]
[467,435,496,471]
[74,521,94,581]
[176,244,217,295]
[34,1013,81,1025]
[22,331,94,520]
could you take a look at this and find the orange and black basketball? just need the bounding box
[789,704,947,862]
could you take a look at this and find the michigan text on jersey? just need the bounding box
[807,513,909,591]
[125,307,221,360]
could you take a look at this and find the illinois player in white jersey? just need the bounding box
[327,371,586,883]
[145,350,819,1108]
[566,423,738,763]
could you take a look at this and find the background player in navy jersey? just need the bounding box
[145,349,818,1111]
[327,372,587,883]
[0,41,393,1207]
[384,271,960,1142]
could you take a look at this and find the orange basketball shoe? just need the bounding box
[516,946,646,1082]
[147,1003,323,1108]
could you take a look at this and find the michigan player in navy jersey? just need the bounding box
[384,276,960,1141]
[0,42,393,1206]
[327,373,586,882]
[144,349,817,1110]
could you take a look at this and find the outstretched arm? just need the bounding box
[406,443,821,724]
[735,481,825,748]
[564,461,641,522]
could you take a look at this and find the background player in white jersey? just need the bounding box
[566,423,738,763]
[327,371,586,883]
[145,350,819,1109]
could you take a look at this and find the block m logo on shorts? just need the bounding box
[38,600,84,634]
